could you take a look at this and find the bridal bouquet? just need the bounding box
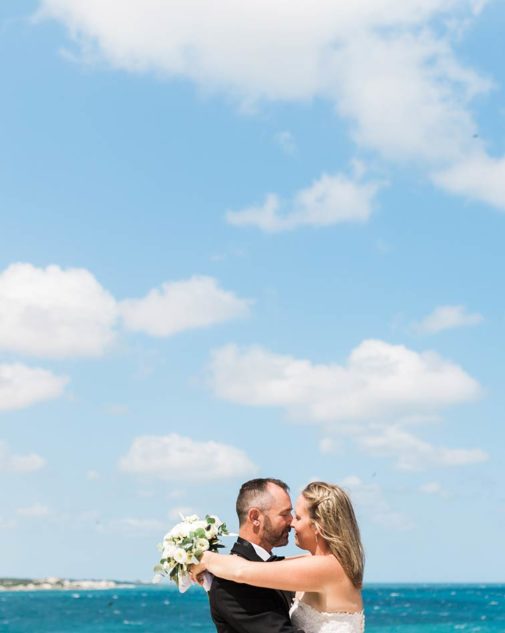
[154,513,229,592]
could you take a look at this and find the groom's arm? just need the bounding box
[210,578,303,633]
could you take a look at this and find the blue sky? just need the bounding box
[1,0,504,583]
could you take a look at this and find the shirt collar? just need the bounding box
[250,542,271,561]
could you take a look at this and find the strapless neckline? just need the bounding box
[294,599,364,617]
[290,599,365,633]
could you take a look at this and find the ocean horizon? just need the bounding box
[1,582,503,633]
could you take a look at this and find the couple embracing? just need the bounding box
[191,477,365,633]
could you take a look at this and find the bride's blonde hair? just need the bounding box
[302,481,364,589]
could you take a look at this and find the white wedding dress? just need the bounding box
[290,598,365,633]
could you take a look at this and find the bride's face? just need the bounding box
[292,495,317,552]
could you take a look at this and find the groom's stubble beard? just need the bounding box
[262,514,290,549]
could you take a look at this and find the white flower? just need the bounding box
[167,526,181,539]
[162,543,177,559]
[173,548,189,565]
[169,521,192,539]
[193,520,207,531]
[195,538,209,552]
[205,524,218,539]
[162,560,175,573]
[156,512,227,591]
[208,515,223,528]
[185,514,199,523]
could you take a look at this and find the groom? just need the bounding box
[208,477,304,633]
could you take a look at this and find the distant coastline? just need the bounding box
[0,577,140,592]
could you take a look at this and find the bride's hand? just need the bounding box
[189,551,209,583]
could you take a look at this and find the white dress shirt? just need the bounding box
[251,542,271,561]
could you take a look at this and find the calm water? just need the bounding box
[1,584,504,633]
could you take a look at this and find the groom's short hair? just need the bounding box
[236,478,289,526]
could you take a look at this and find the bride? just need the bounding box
[192,480,365,633]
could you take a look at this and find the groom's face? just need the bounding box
[260,483,293,549]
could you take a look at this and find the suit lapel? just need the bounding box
[230,537,264,562]
[230,538,294,612]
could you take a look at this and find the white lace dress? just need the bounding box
[290,599,365,633]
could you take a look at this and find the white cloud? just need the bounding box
[136,489,154,498]
[113,517,164,534]
[119,434,257,481]
[341,475,413,530]
[414,305,483,333]
[358,427,488,470]
[104,404,129,416]
[16,503,50,517]
[332,29,488,165]
[0,263,118,358]
[168,506,195,520]
[35,1,483,104]
[433,153,505,210]
[227,172,381,233]
[86,470,100,481]
[0,363,68,411]
[37,1,505,209]
[209,340,482,423]
[0,441,46,473]
[419,481,446,495]
[274,131,297,155]
[319,437,340,455]
[166,489,185,500]
[210,341,486,470]
[93,516,165,535]
[120,276,251,337]
[0,264,250,351]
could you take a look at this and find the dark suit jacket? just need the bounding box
[208,537,303,633]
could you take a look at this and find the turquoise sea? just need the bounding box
[1,584,504,633]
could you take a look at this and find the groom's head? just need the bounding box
[236,478,293,552]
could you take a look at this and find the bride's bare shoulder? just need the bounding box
[286,553,346,579]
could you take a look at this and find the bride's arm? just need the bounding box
[194,551,342,592]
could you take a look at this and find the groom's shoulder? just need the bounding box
[209,545,279,605]
[230,537,264,561]
[209,538,284,606]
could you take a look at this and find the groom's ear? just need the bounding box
[248,508,261,525]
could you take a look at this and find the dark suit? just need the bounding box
[208,537,303,633]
